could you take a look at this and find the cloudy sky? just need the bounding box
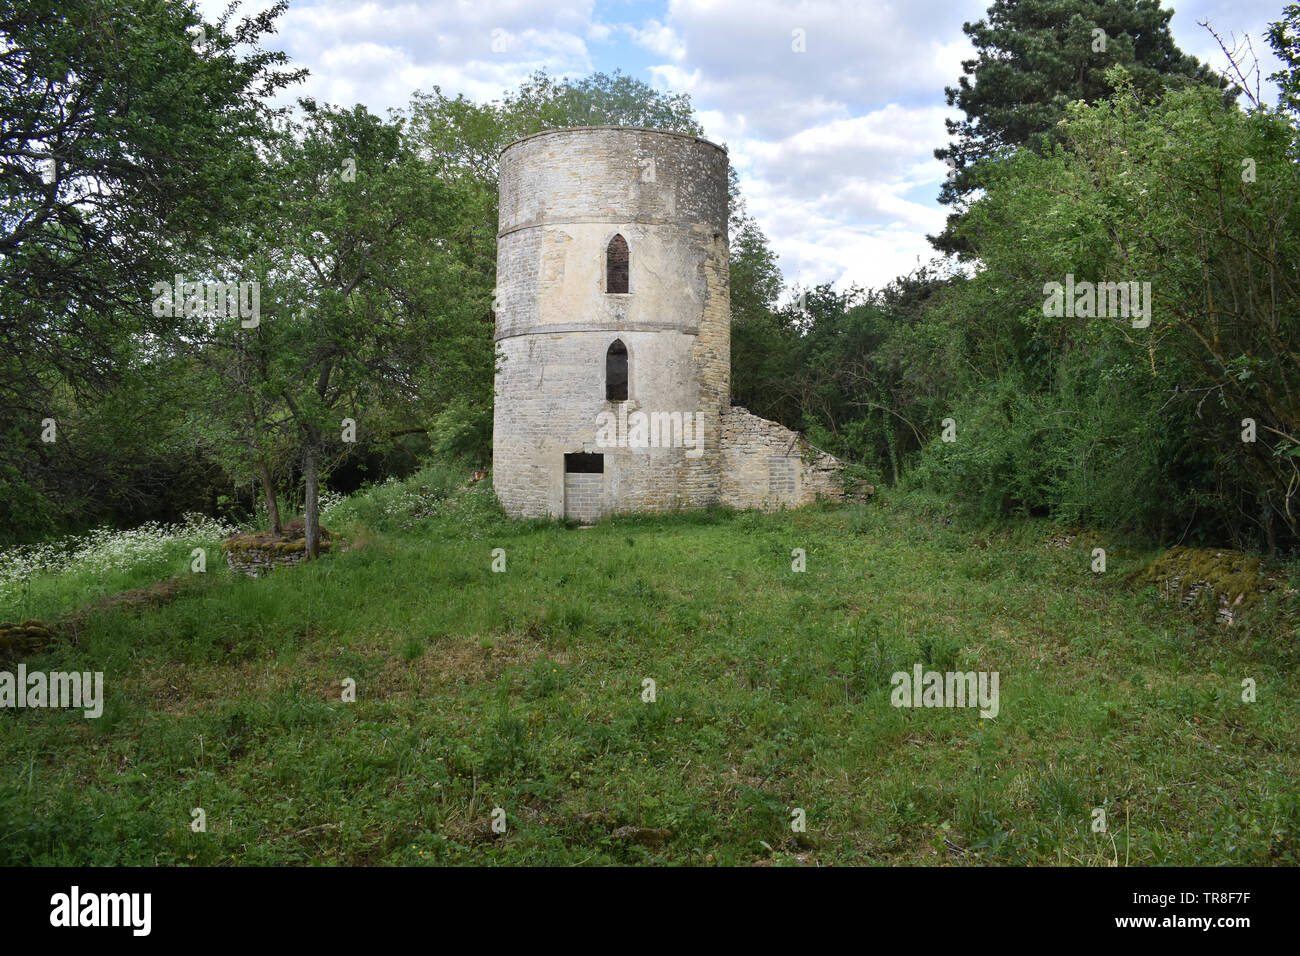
[199,0,1290,294]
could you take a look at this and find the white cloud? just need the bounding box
[199,0,599,112]
[622,19,685,60]
[734,113,951,290]
[650,0,988,140]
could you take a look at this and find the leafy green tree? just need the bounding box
[932,69,1300,548]
[732,270,957,485]
[1268,3,1300,120]
[932,0,1226,254]
[728,176,790,418]
[187,304,294,538]
[408,70,703,186]
[728,177,784,329]
[243,102,484,556]
[0,0,302,540]
[0,0,301,398]
[499,70,704,140]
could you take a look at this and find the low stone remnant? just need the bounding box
[843,478,877,502]
[0,619,55,663]
[611,825,673,847]
[1136,545,1294,625]
[222,520,332,577]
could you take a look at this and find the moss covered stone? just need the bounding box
[222,520,332,577]
[0,619,55,662]
[1135,546,1292,625]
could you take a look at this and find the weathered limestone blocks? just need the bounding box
[222,522,331,577]
[493,127,731,521]
[491,126,853,521]
[719,406,848,510]
[0,620,55,662]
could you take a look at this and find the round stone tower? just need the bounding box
[493,127,731,520]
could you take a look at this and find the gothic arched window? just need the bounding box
[606,234,629,293]
[606,339,628,401]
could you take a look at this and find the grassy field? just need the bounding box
[2,464,1297,866]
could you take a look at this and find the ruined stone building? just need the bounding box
[492,126,845,521]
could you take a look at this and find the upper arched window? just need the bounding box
[606,340,628,401]
[606,234,629,294]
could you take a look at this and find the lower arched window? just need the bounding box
[606,340,628,401]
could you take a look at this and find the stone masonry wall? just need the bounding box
[492,127,851,520]
[719,406,846,510]
[493,127,730,519]
[563,472,603,523]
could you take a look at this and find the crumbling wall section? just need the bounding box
[719,406,846,510]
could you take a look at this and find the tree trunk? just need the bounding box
[1263,493,1277,559]
[885,407,900,486]
[257,460,281,538]
[303,445,320,559]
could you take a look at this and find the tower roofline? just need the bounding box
[499,126,727,158]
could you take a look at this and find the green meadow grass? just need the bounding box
[1,465,1297,866]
